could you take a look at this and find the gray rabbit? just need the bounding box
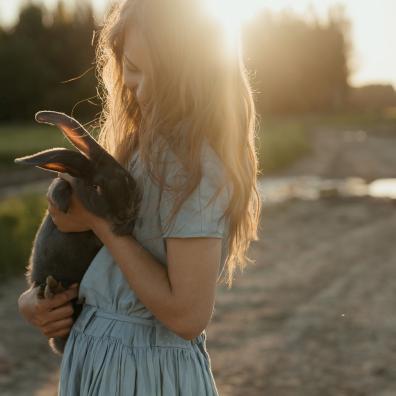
[14,111,142,355]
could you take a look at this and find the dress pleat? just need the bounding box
[58,305,219,395]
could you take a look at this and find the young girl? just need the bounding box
[17,0,261,394]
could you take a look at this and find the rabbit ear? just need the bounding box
[34,111,105,160]
[14,148,94,179]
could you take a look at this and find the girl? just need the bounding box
[18,0,261,394]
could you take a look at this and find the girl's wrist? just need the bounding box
[91,216,113,238]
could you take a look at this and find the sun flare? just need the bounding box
[203,0,266,53]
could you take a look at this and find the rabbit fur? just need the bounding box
[14,111,142,355]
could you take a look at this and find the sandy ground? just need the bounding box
[0,277,61,396]
[1,122,396,395]
[209,195,396,396]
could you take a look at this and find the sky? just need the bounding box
[0,0,395,88]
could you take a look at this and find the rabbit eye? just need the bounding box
[93,184,102,194]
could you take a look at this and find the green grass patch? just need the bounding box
[0,123,73,171]
[256,117,311,175]
[0,122,100,172]
[0,193,47,279]
[256,109,396,175]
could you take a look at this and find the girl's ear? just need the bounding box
[34,111,105,160]
[14,148,94,179]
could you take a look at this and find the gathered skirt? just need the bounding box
[57,304,219,395]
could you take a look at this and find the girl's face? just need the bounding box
[122,26,151,114]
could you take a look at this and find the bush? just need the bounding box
[0,193,47,279]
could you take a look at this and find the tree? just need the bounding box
[0,1,97,122]
[241,7,352,114]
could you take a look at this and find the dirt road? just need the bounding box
[210,195,396,396]
[208,122,396,395]
[1,122,396,395]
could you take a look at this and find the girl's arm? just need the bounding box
[51,172,226,340]
[92,218,222,340]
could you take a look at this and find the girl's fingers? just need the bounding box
[47,201,60,220]
[46,197,57,211]
[20,284,81,332]
[41,317,74,337]
[18,286,41,323]
[42,286,79,311]
[41,302,75,325]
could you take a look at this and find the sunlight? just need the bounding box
[203,0,266,53]
[369,179,396,199]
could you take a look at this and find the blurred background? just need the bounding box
[1,0,395,395]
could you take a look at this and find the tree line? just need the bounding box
[0,2,364,122]
[242,6,352,114]
[0,2,97,122]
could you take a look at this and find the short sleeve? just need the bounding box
[159,142,232,238]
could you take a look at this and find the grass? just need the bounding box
[256,117,311,175]
[0,192,47,279]
[262,108,396,131]
[0,123,94,172]
[255,108,396,175]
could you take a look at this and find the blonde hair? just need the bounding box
[95,0,261,288]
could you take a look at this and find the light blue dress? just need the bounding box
[57,138,232,395]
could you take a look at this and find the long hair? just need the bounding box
[95,0,261,288]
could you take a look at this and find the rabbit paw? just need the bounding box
[48,178,72,213]
[44,275,66,299]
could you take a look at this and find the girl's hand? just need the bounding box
[18,284,79,338]
[47,173,102,233]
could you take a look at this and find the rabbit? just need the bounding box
[14,110,142,355]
